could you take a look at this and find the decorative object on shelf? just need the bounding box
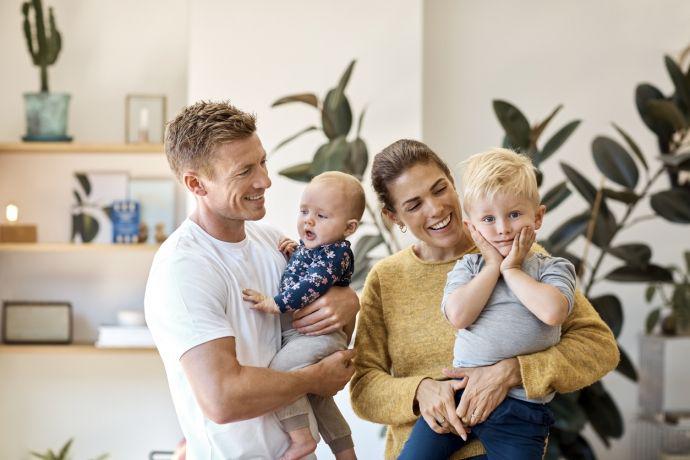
[138,221,149,243]
[21,0,71,142]
[71,171,129,244]
[271,60,399,288]
[154,222,168,243]
[117,309,145,327]
[129,177,179,243]
[29,438,109,460]
[95,324,154,348]
[492,48,690,459]
[125,94,167,144]
[111,200,140,244]
[645,251,690,336]
[2,301,72,344]
[0,203,37,243]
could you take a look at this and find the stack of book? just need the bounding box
[95,325,155,348]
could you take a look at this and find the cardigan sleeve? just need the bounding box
[518,246,620,399]
[349,266,428,426]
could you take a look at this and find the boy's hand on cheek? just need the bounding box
[464,221,503,267]
[500,226,535,273]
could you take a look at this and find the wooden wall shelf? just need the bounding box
[0,243,159,253]
[0,344,157,354]
[0,142,163,154]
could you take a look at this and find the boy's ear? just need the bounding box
[344,219,360,237]
[534,205,546,230]
[184,172,207,196]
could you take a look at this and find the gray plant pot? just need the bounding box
[23,92,72,142]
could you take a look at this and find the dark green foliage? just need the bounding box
[22,0,62,92]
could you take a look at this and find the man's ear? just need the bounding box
[184,172,207,196]
[344,219,360,238]
[534,205,546,230]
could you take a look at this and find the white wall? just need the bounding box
[0,0,188,142]
[423,1,690,458]
[188,0,423,457]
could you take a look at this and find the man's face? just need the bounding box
[200,133,271,223]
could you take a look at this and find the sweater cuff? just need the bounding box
[401,375,432,420]
[516,354,551,400]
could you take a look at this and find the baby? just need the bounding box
[243,171,364,460]
[399,148,576,460]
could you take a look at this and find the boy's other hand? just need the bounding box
[464,221,503,268]
[278,237,298,260]
[500,226,535,273]
[242,288,281,314]
[310,349,356,396]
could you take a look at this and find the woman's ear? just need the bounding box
[382,208,399,227]
[184,172,207,196]
[344,219,360,238]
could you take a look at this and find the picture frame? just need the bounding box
[125,94,167,144]
[128,176,183,243]
[72,171,130,244]
[2,301,73,344]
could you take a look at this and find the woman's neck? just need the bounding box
[413,232,474,263]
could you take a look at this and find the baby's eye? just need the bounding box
[481,216,495,223]
[299,209,308,215]
[509,211,521,219]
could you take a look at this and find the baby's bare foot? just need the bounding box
[280,427,317,460]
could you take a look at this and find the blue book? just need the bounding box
[112,200,140,244]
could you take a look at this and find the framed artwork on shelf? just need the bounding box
[2,301,72,344]
[72,171,130,244]
[128,177,181,244]
[125,94,167,144]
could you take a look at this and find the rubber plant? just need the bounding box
[271,60,399,288]
[492,51,690,459]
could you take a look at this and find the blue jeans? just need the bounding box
[398,389,554,460]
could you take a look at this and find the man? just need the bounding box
[145,101,359,459]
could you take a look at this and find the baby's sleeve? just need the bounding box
[539,256,577,314]
[440,253,481,319]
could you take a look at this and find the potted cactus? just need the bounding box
[21,0,72,141]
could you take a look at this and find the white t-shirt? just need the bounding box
[145,218,292,459]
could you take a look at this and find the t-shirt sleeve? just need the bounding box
[441,253,481,319]
[149,250,234,361]
[538,256,577,314]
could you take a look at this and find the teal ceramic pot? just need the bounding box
[23,92,72,141]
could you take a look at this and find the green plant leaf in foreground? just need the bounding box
[605,264,674,283]
[650,189,690,223]
[278,162,313,182]
[592,136,639,189]
[493,99,531,150]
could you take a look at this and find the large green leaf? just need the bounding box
[647,99,687,131]
[271,93,319,108]
[589,205,618,249]
[605,264,674,282]
[636,84,674,149]
[348,138,368,180]
[592,136,639,189]
[550,393,587,433]
[329,60,356,111]
[607,243,652,267]
[558,434,596,460]
[311,136,349,175]
[278,162,313,183]
[579,384,624,444]
[650,189,690,223]
[322,89,353,139]
[589,294,623,338]
[646,307,661,334]
[617,345,638,382]
[602,187,640,204]
[537,120,581,166]
[547,212,589,253]
[560,162,599,207]
[665,55,690,112]
[272,126,318,153]
[612,122,648,171]
[531,104,563,146]
[541,181,571,213]
[493,100,531,150]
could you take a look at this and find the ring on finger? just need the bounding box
[436,417,446,425]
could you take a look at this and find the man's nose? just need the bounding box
[255,168,271,189]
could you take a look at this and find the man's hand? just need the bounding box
[464,221,503,268]
[278,237,298,260]
[443,357,521,426]
[242,288,281,314]
[292,286,359,335]
[500,226,535,273]
[308,349,356,396]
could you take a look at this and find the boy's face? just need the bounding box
[466,193,545,257]
[297,180,356,249]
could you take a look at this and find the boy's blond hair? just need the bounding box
[311,171,366,221]
[460,148,540,212]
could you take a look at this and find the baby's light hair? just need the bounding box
[310,171,366,221]
[460,148,540,212]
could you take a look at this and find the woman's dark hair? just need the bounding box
[371,139,454,211]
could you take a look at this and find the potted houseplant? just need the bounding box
[21,0,72,141]
[645,251,690,336]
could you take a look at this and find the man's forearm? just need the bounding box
[502,269,568,326]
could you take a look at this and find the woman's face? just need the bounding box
[386,162,464,251]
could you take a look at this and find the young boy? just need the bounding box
[243,171,364,460]
[399,148,577,460]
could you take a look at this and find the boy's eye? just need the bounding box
[509,211,521,219]
[481,216,495,223]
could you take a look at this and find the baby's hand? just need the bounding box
[278,237,298,260]
[242,288,281,314]
[500,226,535,273]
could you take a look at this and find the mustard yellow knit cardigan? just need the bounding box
[350,245,619,459]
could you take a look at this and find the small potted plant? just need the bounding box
[645,251,690,336]
[21,0,71,141]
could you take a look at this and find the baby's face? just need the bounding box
[466,193,545,257]
[297,181,353,249]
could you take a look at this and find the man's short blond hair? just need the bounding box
[460,148,540,212]
[165,100,257,181]
[311,171,366,221]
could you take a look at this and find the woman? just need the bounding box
[349,139,619,459]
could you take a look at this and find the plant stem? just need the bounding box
[625,214,658,229]
[365,201,396,254]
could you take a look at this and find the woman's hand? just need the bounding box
[500,226,535,273]
[292,286,359,335]
[464,221,503,268]
[414,378,469,440]
[443,358,521,426]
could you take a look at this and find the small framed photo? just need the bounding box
[2,301,73,344]
[129,177,183,243]
[125,94,167,144]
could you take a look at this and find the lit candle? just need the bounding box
[139,107,150,131]
[6,204,18,223]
